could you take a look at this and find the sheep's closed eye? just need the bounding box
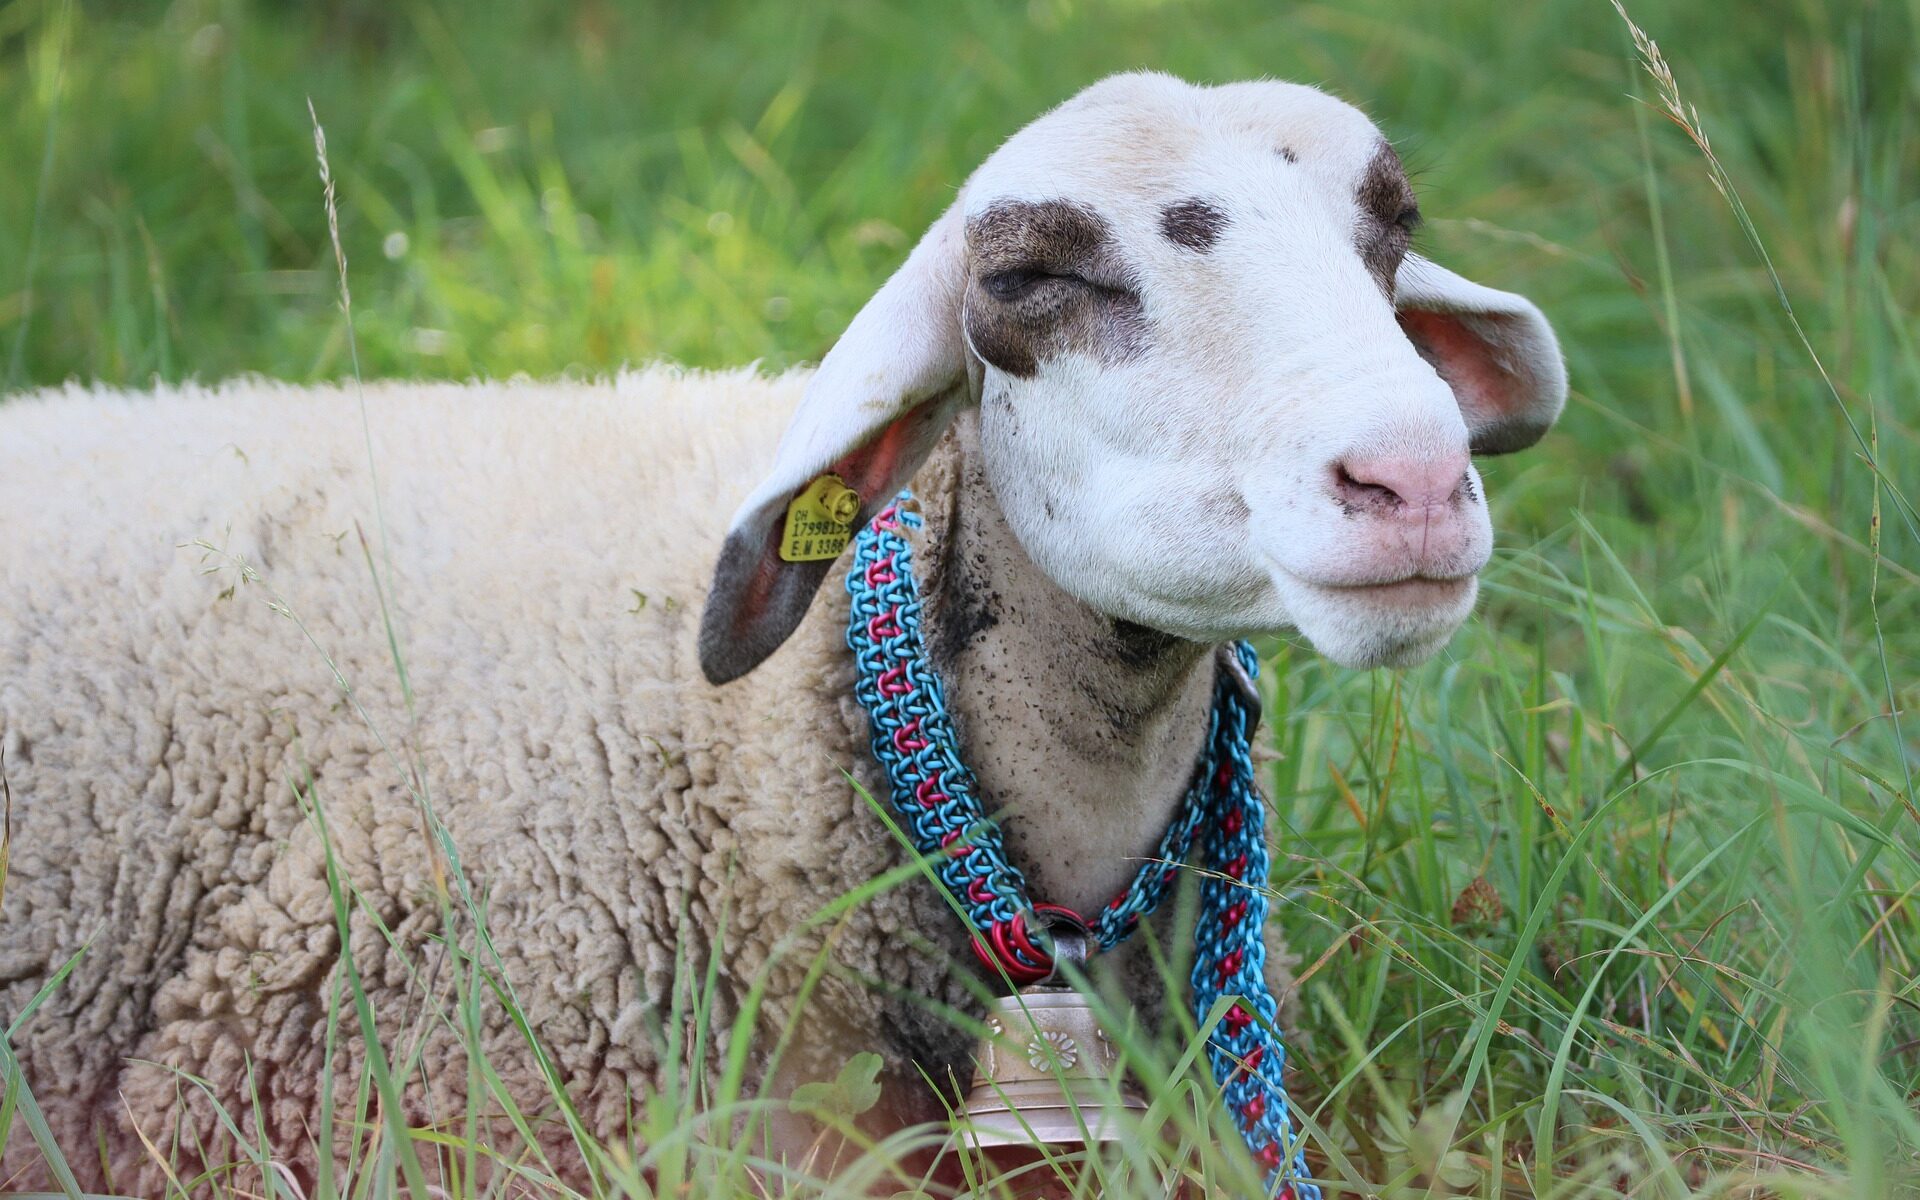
[982,268,1144,309]
[1394,205,1422,234]
[982,267,1084,301]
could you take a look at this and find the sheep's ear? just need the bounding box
[1394,254,1567,455]
[699,203,969,685]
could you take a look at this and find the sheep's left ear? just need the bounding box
[699,201,970,685]
[1394,253,1567,455]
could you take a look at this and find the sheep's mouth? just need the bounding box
[1259,547,1480,609]
[1317,574,1475,607]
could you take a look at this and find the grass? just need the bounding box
[2,0,1917,1195]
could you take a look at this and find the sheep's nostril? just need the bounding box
[1332,462,1404,510]
[1332,451,1472,514]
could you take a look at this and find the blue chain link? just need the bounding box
[846,494,1319,1198]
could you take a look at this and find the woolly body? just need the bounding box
[0,369,1294,1190]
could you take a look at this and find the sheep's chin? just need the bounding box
[1282,575,1479,669]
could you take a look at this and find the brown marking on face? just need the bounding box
[962,200,1146,378]
[1203,485,1252,526]
[1354,141,1420,296]
[1158,198,1227,252]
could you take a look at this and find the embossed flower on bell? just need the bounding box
[1027,1030,1079,1070]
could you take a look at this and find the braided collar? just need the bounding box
[844,495,1319,1199]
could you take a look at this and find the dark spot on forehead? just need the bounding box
[1277,145,1299,163]
[1158,198,1227,252]
[1354,141,1419,296]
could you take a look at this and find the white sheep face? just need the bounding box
[700,72,1567,684]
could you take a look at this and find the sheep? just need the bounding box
[0,70,1565,1194]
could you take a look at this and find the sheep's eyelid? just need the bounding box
[981,266,1105,301]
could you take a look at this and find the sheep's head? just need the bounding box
[701,72,1566,685]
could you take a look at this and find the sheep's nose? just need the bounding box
[1331,451,1473,517]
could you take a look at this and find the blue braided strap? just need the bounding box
[1189,644,1321,1199]
[845,493,1319,1198]
[845,500,1051,980]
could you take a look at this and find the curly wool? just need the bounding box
[0,369,1294,1192]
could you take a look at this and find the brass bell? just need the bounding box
[950,919,1149,1151]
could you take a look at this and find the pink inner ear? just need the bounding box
[706,392,964,683]
[829,401,949,502]
[731,520,788,634]
[726,402,948,636]
[1397,308,1520,426]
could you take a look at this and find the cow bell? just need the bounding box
[951,918,1148,1150]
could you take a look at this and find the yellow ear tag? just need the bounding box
[779,474,862,562]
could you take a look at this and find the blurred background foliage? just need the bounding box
[0,0,1908,392]
[3,0,1919,1193]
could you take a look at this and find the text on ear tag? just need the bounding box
[779,474,862,562]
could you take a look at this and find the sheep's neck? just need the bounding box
[915,416,1217,919]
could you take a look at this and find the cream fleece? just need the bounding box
[0,370,1294,1193]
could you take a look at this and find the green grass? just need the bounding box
[3,0,1918,1195]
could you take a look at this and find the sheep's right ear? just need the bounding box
[699,202,969,685]
[1394,253,1567,455]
